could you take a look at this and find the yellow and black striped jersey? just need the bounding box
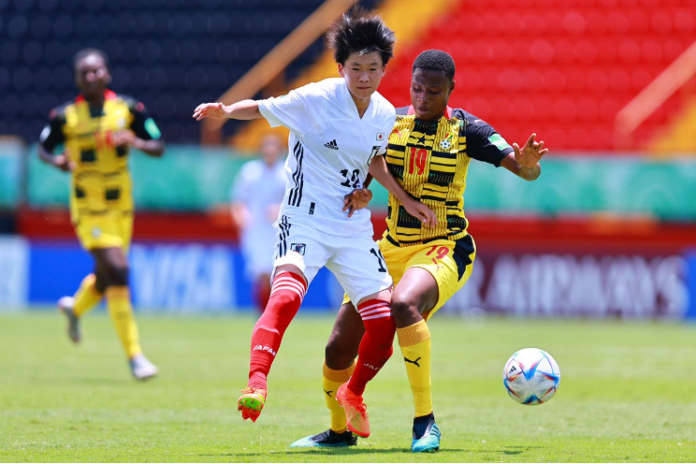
[40,90,162,221]
[384,106,513,246]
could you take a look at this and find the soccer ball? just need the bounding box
[503,348,561,405]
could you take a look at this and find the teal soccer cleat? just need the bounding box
[411,416,441,453]
[289,429,357,448]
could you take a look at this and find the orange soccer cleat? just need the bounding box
[336,383,370,438]
[237,386,267,422]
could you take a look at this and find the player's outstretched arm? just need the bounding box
[500,133,548,181]
[192,100,262,121]
[368,156,437,228]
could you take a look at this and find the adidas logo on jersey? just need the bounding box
[324,139,339,150]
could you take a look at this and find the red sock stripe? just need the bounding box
[358,299,391,321]
[271,274,307,299]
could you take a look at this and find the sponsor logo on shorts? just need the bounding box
[290,243,306,255]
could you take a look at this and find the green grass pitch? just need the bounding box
[1,311,695,462]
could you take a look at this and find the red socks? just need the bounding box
[247,278,393,398]
[347,299,396,396]
[248,272,307,389]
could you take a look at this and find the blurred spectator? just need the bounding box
[230,134,287,312]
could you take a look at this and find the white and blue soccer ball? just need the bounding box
[503,348,561,405]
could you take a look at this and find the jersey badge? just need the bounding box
[376,132,385,141]
[290,243,306,255]
[440,132,455,150]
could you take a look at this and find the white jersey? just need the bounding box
[231,158,286,278]
[231,158,287,245]
[258,78,396,238]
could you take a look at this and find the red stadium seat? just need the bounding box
[651,11,674,35]
[619,40,642,64]
[577,99,599,123]
[499,69,524,92]
[627,10,650,34]
[554,99,577,122]
[674,9,696,33]
[575,40,598,64]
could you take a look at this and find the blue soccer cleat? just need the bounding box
[411,417,441,453]
[289,429,357,448]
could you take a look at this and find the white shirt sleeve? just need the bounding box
[257,82,321,136]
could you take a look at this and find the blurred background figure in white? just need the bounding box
[230,134,287,312]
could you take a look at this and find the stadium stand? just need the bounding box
[374,0,696,152]
[0,0,376,144]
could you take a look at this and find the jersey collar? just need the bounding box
[75,89,117,103]
[407,105,453,119]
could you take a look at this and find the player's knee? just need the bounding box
[390,297,421,320]
[105,262,129,287]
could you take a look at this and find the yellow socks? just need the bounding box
[323,361,355,433]
[397,320,433,418]
[72,274,103,317]
[105,286,142,359]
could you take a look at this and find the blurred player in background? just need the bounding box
[230,134,287,312]
[292,50,548,452]
[39,48,165,380]
[194,8,436,436]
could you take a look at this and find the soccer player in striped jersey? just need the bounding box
[291,49,548,451]
[193,9,436,436]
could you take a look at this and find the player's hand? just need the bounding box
[513,133,548,168]
[193,102,230,121]
[404,199,437,228]
[343,188,373,217]
[111,130,136,147]
[53,153,76,172]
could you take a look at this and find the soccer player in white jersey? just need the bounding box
[193,8,436,437]
[230,134,287,312]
